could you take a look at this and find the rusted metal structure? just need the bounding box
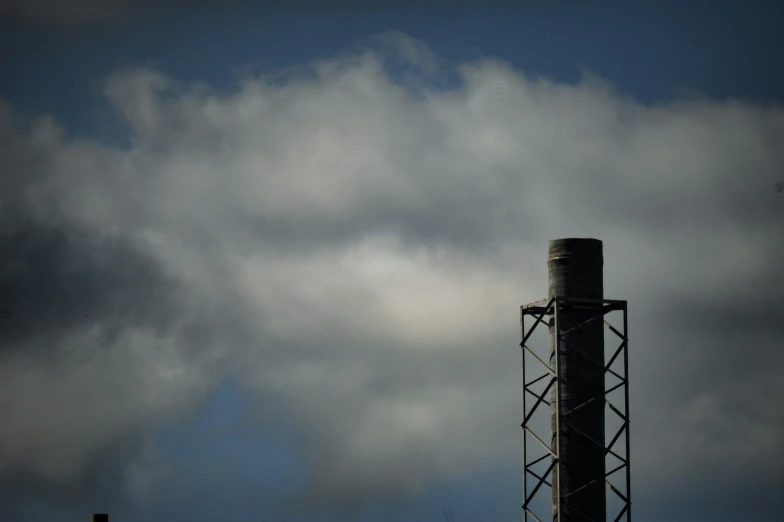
[520,238,631,522]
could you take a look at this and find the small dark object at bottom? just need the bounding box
[92,515,108,522]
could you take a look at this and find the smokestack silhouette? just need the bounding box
[91,515,108,522]
[548,238,605,522]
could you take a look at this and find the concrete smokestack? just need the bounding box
[548,238,605,522]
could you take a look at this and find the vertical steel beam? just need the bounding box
[622,302,632,522]
[522,306,528,522]
[553,300,563,522]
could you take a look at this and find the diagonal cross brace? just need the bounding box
[606,422,628,456]
[523,344,556,378]
[613,505,630,522]
[557,334,625,383]
[523,459,557,509]
[523,377,555,426]
[525,468,553,488]
[561,419,626,463]
[521,298,555,346]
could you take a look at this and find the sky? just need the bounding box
[1,1,783,521]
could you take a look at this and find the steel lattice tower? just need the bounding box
[520,238,631,522]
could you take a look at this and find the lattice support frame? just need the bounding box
[520,297,631,522]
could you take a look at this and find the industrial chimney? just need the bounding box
[520,238,632,522]
[548,238,605,522]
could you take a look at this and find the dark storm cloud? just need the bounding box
[0,219,239,515]
[1,31,783,519]
[0,104,250,514]
[0,223,179,350]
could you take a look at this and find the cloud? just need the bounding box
[1,31,783,517]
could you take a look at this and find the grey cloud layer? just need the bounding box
[1,32,782,517]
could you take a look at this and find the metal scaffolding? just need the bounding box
[520,297,631,522]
